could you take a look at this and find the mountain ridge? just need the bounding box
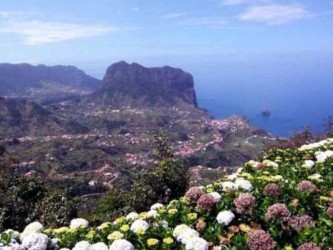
[0,63,101,102]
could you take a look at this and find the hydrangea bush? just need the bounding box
[1,138,333,249]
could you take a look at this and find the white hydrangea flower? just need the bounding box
[147,210,158,218]
[21,233,48,250]
[247,160,259,168]
[72,241,91,250]
[70,218,89,229]
[263,160,279,168]
[299,145,311,151]
[235,179,253,191]
[6,238,22,250]
[299,139,329,150]
[160,220,169,228]
[272,175,283,181]
[109,239,134,250]
[126,212,139,220]
[227,173,238,181]
[150,203,164,210]
[4,229,20,239]
[222,181,236,191]
[236,167,243,174]
[185,237,209,250]
[216,211,235,226]
[208,192,222,202]
[302,160,315,169]
[247,160,256,166]
[308,173,322,180]
[173,224,190,238]
[90,242,108,250]
[130,219,149,233]
[2,246,22,250]
[49,238,59,249]
[178,228,200,244]
[20,222,44,241]
[212,247,222,250]
[315,150,333,163]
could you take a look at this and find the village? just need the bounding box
[2,105,275,196]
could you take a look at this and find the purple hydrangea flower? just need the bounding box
[289,215,315,233]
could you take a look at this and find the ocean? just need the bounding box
[192,55,333,138]
[196,81,333,137]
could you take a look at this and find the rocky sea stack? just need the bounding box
[89,61,198,108]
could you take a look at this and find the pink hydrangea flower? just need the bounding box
[247,229,276,250]
[197,194,216,210]
[185,187,205,202]
[297,181,317,193]
[234,193,255,215]
[265,203,290,222]
[297,242,321,250]
[264,184,281,198]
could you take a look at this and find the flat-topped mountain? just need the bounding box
[0,63,101,102]
[88,61,198,108]
[0,97,87,138]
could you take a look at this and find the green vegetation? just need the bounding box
[0,147,77,231]
[94,132,189,222]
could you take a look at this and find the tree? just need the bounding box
[129,132,189,211]
[0,148,77,231]
[94,188,131,222]
[94,132,189,219]
[324,115,333,137]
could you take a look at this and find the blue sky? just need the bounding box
[0,0,333,78]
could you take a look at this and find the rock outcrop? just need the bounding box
[89,61,198,108]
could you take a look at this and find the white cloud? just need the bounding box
[219,0,272,6]
[238,4,310,25]
[181,17,228,26]
[0,20,119,45]
[0,11,26,19]
[162,12,227,27]
[161,12,187,19]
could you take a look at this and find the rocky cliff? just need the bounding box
[89,61,198,108]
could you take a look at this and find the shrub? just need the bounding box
[0,148,77,231]
[94,132,189,219]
